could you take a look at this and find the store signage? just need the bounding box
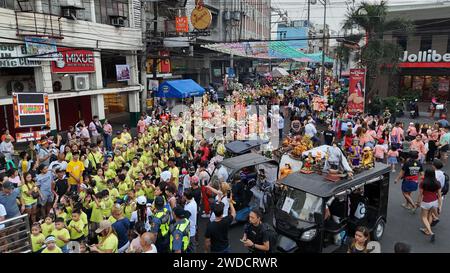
[16,130,50,143]
[159,51,171,73]
[175,16,189,33]
[401,50,450,63]
[0,44,41,68]
[162,85,169,93]
[191,6,212,30]
[25,36,59,61]
[51,48,95,73]
[13,93,50,128]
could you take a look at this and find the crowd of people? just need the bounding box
[0,70,448,253]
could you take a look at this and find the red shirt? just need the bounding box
[344,135,354,150]
[200,146,210,162]
[420,182,440,203]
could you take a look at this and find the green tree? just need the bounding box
[342,0,413,100]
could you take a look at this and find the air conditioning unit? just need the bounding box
[73,74,89,91]
[7,80,25,95]
[111,16,126,27]
[60,0,82,8]
[62,7,77,19]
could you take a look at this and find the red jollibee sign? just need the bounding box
[51,47,95,73]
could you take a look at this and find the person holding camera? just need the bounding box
[204,195,236,253]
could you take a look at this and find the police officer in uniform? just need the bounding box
[150,196,170,253]
[170,206,191,253]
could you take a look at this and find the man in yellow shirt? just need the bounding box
[112,131,127,149]
[168,157,180,189]
[66,152,84,192]
[87,144,104,171]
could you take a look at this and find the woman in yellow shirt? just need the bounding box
[93,168,107,192]
[21,172,40,224]
[89,220,119,253]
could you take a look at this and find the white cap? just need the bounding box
[160,170,172,182]
[137,196,147,206]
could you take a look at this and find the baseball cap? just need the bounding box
[95,220,112,233]
[2,181,14,190]
[160,171,172,182]
[154,196,164,208]
[137,195,147,206]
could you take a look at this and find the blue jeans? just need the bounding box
[104,134,112,151]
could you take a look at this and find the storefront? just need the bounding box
[397,50,450,101]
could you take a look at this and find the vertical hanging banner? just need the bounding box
[347,68,366,115]
[13,93,50,128]
[175,16,189,33]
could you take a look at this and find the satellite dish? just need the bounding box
[67,241,80,253]
[367,241,381,253]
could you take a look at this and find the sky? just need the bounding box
[273,0,445,33]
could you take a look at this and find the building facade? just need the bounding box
[376,2,450,101]
[0,0,144,138]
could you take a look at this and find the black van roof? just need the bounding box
[225,140,268,155]
[279,163,391,198]
[220,153,278,170]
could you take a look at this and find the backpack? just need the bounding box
[442,172,449,196]
[262,223,279,253]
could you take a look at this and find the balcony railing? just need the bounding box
[0,214,32,253]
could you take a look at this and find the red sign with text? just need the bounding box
[159,51,171,73]
[175,16,189,33]
[347,68,366,115]
[51,48,95,73]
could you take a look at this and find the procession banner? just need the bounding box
[347,68,366,115]
[13,93,50,128]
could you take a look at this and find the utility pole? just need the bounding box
[140,0,148,112]
[320,0,327,95]
[152,2,158,80]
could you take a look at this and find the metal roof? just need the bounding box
[220,153,278,170]
[279,163,391,198]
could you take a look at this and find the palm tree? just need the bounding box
[342,0,414,100]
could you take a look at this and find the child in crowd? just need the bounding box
[40,215,55,238]
[373,139,387,163]
[31,223,45,253]
[51,217,70,253]
[387,146,399,172]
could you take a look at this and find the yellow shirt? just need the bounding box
[108,188,119,201]
[108,215,117,224]
[21,183,38,206]
[144,186,155,200]
[135,189,145,197]
[90,201,103,223]
[128,165,142,180]
[101,198,114,218]
[112,137,127,148]
[66,160,85,186]
[81,211,89,237]
[169,167,180,188]
[42,246,63,253]
[87,151,103,170]
[65,152,73,162]
[41,222,55,238]
[31,233,45,252]
[68,219,85,240]
[51,228,70,248]
[98,233,118,253]
[105,168,117,180]
[124,202,136,220]
[21,160,29,174]
[113,155,125,168]
[121,132,132,143]
[93,175,107,192]
[118,182,129,199]
[108,161,118,171]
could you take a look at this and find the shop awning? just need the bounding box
[155,79,205,98]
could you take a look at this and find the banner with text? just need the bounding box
[347,68,366,115]
[0,44,41,68]
[51,48,95,73]
[13,93,50,128]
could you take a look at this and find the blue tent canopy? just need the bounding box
[155,79,205,98]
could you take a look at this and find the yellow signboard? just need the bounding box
[191,6,212,30]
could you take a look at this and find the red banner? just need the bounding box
[347,68,366,115]
[16,130,50,143]
[159,51,171,73]
[175,16,189,33]
[51,48,95,73]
